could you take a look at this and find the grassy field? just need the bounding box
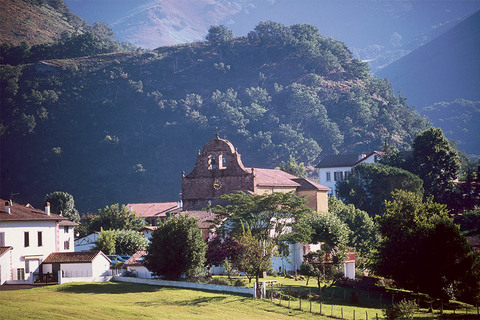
[0,281,478,319]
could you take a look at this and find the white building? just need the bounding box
[74,232,100,252]
[42,250,111,282]
[316,151,385,196]
[0,200,76,285]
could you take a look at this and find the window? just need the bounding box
[208,154,216,170]
[64,240,70,250]
[334,171,343,181]
[64,226,69,233]
[17,268,25,280]
[326,172,331,181]
[24,232,29,247]
[38,231,43,247]
[344,171,349,179]
[0,232,5,246]
[218,152,227,169]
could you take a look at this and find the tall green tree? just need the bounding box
[410,127,460,206]
[145,215,207,280]
[375,190,480,303]
[210,191,311,238]
[94,228,116,255]
[235,226,277,285]
[328,197,379,255]
[44,191,80,222]
[89,204,146,232]
[336,163,424,216]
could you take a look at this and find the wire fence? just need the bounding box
[264,284,480,319]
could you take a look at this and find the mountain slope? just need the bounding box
[376,10,480,108]
[0,0,76,45]
[0,23,428,212]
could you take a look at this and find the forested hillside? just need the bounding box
[0,19,428,212]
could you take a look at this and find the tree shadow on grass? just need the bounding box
[55,282,164,294]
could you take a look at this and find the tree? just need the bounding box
[375,190,480,303]
[94,228,116,255]
[44,191,80,222]
[205,236,242,268]
[235,226,277,285]
[114,229,149,255]
[336,163,424,216]
[210,191,311,238]
[299,261,316,285]
[206,25,233,46]
[145,215,207,280]
[89,204,145,232]
[328,197,379,256]
[276,154,307,178]
[292,212,350,277]
[410,127,460,207]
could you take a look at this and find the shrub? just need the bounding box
[234,279,246,287]
[383,299,417,320]
[208,277,230,286]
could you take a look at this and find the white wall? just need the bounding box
[0,249,12,285]
[126,265,153,278]
[272,242,322,274]
[91,255,111,277]
[318,166,353,196]
[0,220,58,277]
[58,225,75,252]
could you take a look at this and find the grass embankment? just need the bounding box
[0,282,319,320]
[0,280,477,319]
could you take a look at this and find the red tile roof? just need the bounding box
[59,220,78,226]
[0,199,67,222]
[42,251,107,264]
[127,202,180,218]
[251,168,301,187]
[124,250,147,266]
[0,246,12,257]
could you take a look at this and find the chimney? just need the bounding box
[5,201,11,214]
[59,210,63,216]
[45,202,51,216]
[358,153,366,161]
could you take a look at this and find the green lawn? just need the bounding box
[0,282,322,320]
[0,281,477,319]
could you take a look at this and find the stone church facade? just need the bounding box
[181,134,329,212]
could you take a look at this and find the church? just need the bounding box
[127,134,349,275]
[181,133,330,212]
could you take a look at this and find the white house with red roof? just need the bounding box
[41,250,111,283]
[316,151,385,196]
[0,200,77,285]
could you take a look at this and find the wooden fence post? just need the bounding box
[341,307,343,319]
[288,297,291,309]
[376,312,378,320]
[320,302,322,315]
[299,298,302,310]
[366,310,368,320]
[353,309,355,320]
[331,305,333,316]
[279,294,282,305]
[310,300,312,313]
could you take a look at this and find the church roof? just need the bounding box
[127,202,180,218]
[251,168,301,187]
[292,178,330,191]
